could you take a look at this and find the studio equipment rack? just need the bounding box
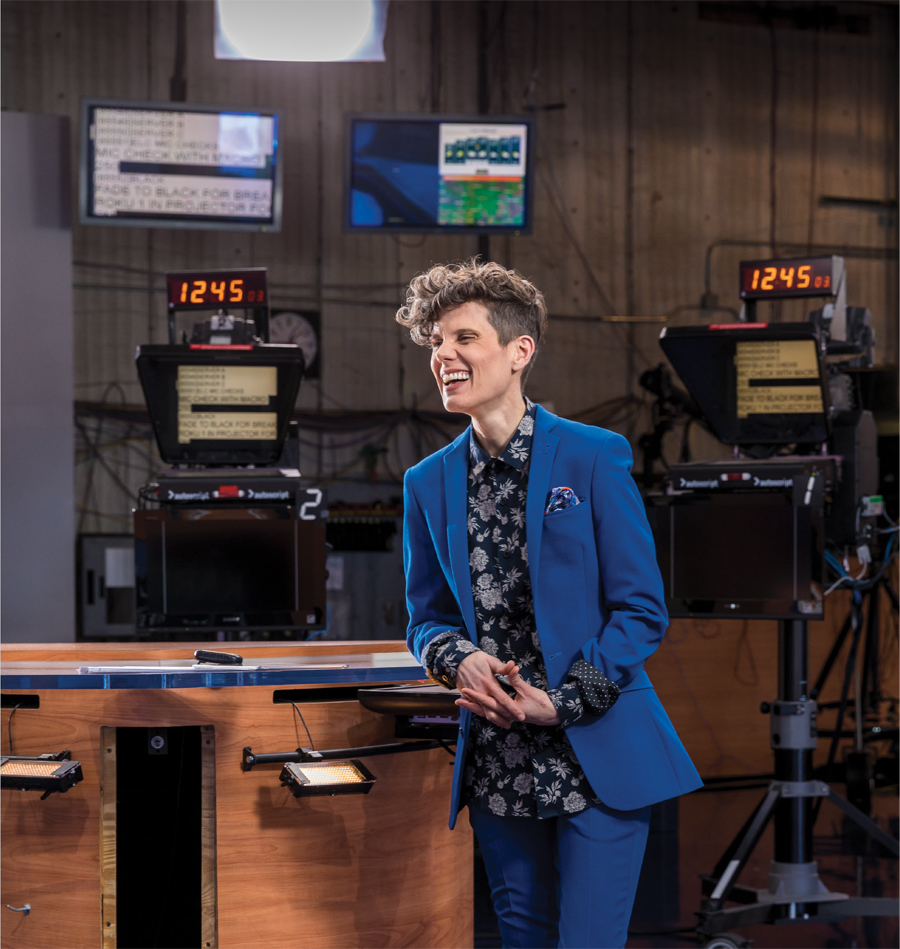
[647,256,898,948]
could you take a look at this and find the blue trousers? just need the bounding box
[469,800,652,949]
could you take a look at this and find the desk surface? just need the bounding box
[0,641,426,691]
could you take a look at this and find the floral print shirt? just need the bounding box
[424,400,620,819]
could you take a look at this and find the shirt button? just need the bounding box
[499,498,508,506]
[502,549,512,559]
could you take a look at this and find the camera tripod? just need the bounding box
[811,570,898,815]
[696,619,899,948]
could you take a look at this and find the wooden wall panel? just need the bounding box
[1,0,896,520]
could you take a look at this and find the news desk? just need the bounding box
[0,642,472,949]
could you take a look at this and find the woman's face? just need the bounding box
[429,302,532,417]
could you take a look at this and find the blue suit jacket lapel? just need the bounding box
[526,406,560,594]
[443,431,479,644]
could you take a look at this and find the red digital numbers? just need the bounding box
[740,257,834,299]
[167,270,267,310]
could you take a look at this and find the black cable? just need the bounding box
[75,418,140,504]
[6,703,22,755]
[390,233,427,249]
[291,703,315,750]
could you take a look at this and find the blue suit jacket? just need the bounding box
[403,405,703,828]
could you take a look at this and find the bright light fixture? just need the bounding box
[215,1,387,63]
[280,759,375,797]
[0,754,84,798]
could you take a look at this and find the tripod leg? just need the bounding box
[707,784,781,905]
[813,602,865,827]
[861,579,881,713]
[825,787,900,857]
[710,792,769,880]
[882,577,898,613]
[811,610,853,702]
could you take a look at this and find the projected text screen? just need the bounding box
[177,364,277,442]
[735,339,824,418]
[84,103,279,227]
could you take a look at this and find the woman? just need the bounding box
[397,259,701,949]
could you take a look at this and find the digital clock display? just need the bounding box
[739,256,837,300]
[166,269,268,310]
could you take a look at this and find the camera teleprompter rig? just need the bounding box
[646,256,898,947]
[133,268,327,640]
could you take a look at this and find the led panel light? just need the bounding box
[280,759,375,798]
[0,755,84,794]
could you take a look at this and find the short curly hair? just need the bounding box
[396,258,548,386]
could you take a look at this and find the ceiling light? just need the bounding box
[215,1,387,63]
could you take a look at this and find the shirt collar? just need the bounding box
[469,398,537,473]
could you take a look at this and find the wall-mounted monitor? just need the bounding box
[79,98,282,231]
[345,114,534,234]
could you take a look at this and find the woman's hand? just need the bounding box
[454,652,524,729]
[456,663,560,728]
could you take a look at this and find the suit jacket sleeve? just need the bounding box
[580,431,668,687]
[403,470,468,664]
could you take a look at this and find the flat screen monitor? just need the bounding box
[647,491,823,619]
[136,344,304,466]
[79,98,282,231]
[134,509,326,633]
[659,323,830,446]
[345,114,534,233]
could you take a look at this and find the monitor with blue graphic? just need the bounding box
[345,114,534,234]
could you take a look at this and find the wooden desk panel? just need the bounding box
[1,644,471,949]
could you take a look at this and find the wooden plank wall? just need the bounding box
[1,0,896,528]
[646,570,900,777]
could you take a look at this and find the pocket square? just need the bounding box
[545,486,583,514]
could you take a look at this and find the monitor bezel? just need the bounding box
[659,322,832,447]
[135,344,304,466]
[79,97,283,232]
[343,112,535,235]
[134,508,327,633]
[646,488,825,621]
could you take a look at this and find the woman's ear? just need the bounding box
[511,335,536,374]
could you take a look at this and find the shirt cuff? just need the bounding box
[567,658,620,716]
[547,681,584,729]
[424,631,479,689]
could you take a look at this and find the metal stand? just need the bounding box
[241,739,445,772]
[697,620,899,948]
[811,574,898,815]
